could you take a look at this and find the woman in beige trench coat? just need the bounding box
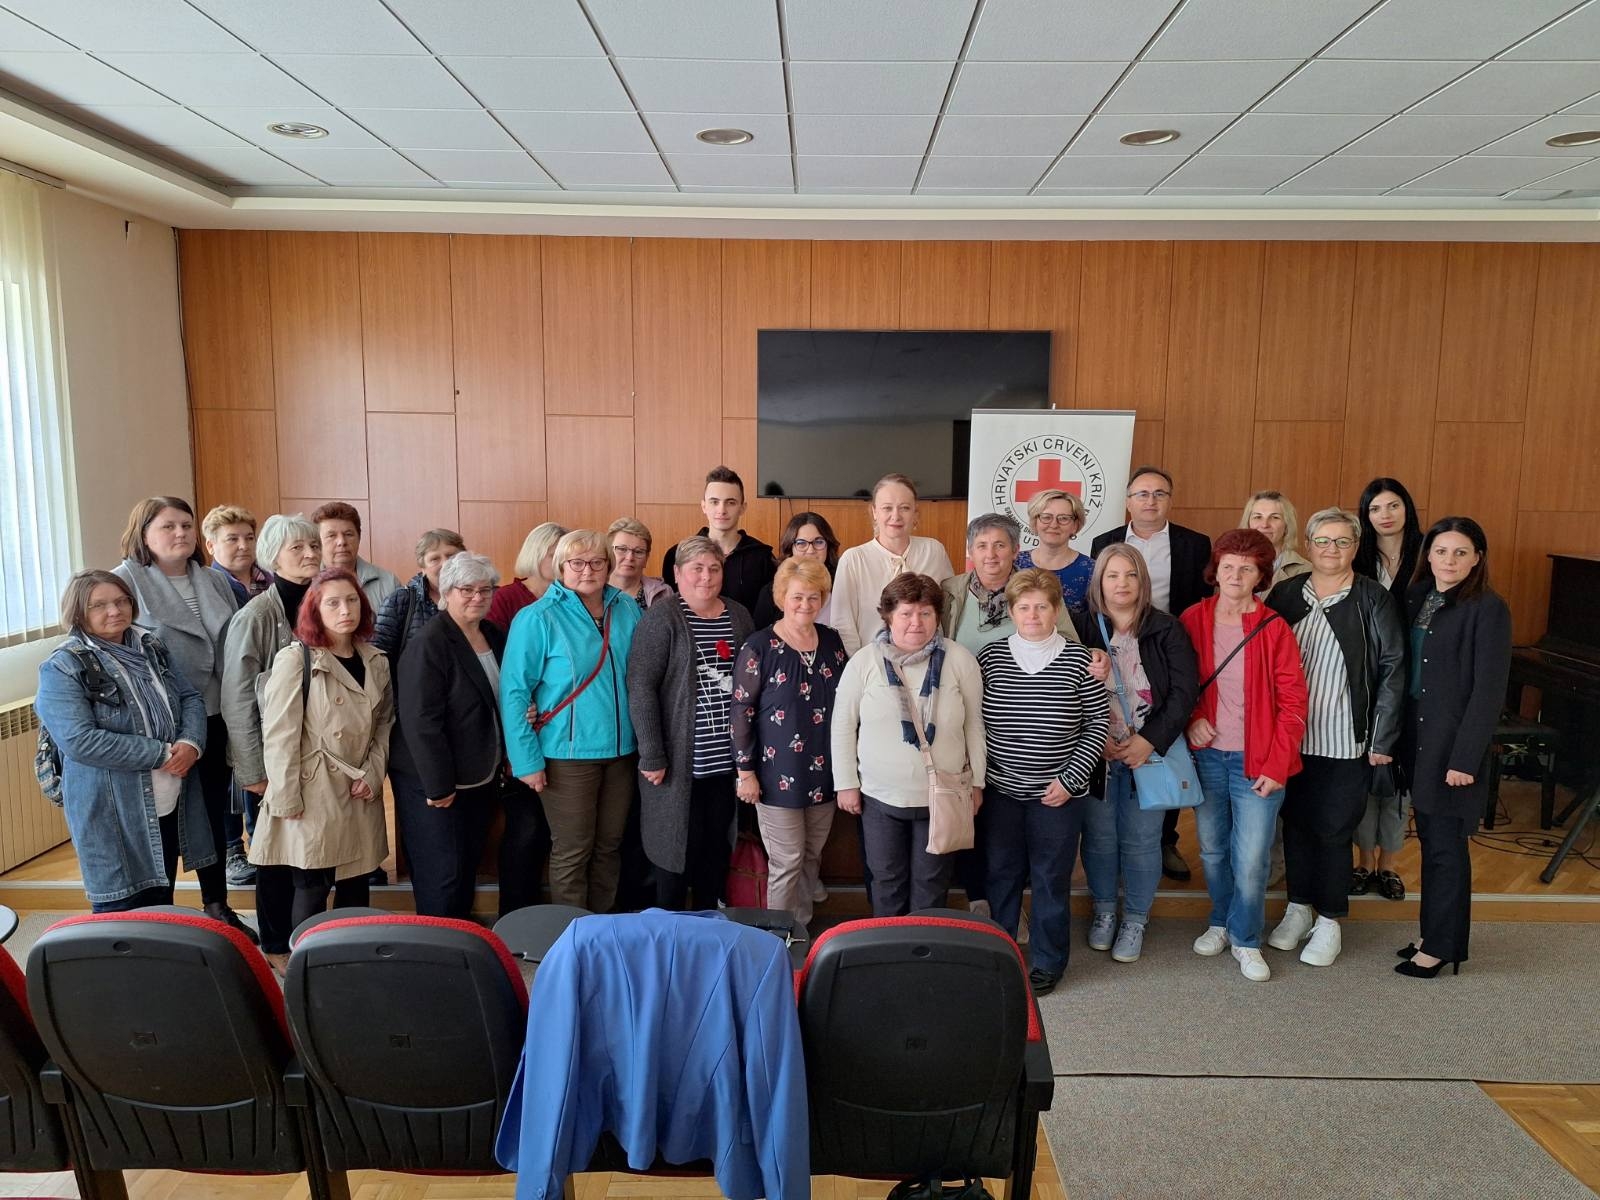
[253,566,393,931]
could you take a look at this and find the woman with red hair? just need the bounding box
[1180,529,1308,983]
[253,567,394,929]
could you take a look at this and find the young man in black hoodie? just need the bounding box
[661,466,777,614]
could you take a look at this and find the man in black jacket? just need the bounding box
[1092,464,1213,881]
[662,466,777,613]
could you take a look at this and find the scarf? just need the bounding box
[275,576,311,628]
[87,630,178,744]
[967,571,1010,631]
[876,626,945,748]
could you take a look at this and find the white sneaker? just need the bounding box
[1017,907,1030,944]
[968,899,991,919]
[1193,925,1230,956]
[1267,902,1315,951]
[1233,946,1271,982]
[1300,916,1342,966]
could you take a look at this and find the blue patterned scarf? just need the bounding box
[876,626,945,748]
[87,630,178,744]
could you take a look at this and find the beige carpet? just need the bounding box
[1037,919,1600,1084]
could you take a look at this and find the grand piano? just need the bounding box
[1509,554,1600,882]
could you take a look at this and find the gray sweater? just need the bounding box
[625,597,754,874]
[114,558,237,716]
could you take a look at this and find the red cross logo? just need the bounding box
[1014,458,1082,504]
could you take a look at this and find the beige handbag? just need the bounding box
[893,671,974,855]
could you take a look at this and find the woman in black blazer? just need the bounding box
[399,552,517,919]
[1396,517,1511,978]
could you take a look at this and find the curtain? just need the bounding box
[0,170,78,647]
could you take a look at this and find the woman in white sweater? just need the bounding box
[830,473,956,655]
[832,573,986,916]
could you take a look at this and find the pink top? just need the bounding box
[1211,621,1247,753]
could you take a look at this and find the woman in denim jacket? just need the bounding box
[36,569,214,911]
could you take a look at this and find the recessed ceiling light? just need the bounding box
[1119,129,1180,147]
[267,121,329,140]
[696,127,754,146]
[1545,129,1600,148]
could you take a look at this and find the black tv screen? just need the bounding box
[756,330,1051,499]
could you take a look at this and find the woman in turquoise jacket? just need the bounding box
[500,529,642,912]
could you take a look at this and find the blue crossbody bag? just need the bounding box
[1097,614,1202,811]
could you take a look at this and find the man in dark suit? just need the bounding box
[1091,464,1213,882]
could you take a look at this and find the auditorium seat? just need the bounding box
[25,911,343,1200]
[284,914,528,1177]
[795,913,1053,1200]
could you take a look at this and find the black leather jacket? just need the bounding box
[1266,573,1405,754]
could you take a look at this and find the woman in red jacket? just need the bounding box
[1180,529,1308,983]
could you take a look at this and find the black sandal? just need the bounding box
[1349,867,1372,895]
[1376,870,1406,901]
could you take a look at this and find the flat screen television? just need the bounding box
[756,329,1051,499]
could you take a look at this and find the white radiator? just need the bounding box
[0,699,69,873]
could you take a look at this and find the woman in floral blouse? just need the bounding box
[731,558,848,924]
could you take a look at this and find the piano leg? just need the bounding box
[1541,782,1600,884]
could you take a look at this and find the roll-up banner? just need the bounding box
[967,409,1137,552]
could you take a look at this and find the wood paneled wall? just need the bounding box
[180,233,1600,643]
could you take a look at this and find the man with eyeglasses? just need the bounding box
[1092,465,1213,882]
[661,465,777,614]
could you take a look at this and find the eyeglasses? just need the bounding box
[1034,514,1077,526]
[1309,536,1356,549]
[86,597,133,614]
[792,537,829,550]
[612,546,648,559]
[1127,490,1171,502]
[565,558,611,574]
[454,586,495,599]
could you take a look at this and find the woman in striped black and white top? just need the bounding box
[977,568,1109,997]
[1264,508,1405,969]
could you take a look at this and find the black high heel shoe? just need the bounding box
[1395,957,1459,978]
[1397,942,1419,960]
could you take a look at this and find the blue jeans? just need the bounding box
[1081,761,1165,923]
[1192,749,1285,949]
[985,788,1084,978]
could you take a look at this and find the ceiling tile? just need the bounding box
[667,152,793,187]
[1,0,245,52]
[793,113,937,156]
[98,52,321,105]
[934,114,1086,156]
[616,58,786,113]
[784,0,975,60]
[270,54,477,109]
[0,10,72,52]
[1259,59,1475,114]
[1148,185,1268,194]
[345,108,519,151]
[195,106,384,149]
[261,146,438,185]
[1064,112,1237,155]
[947,61,1126,115]
[166,144,321,185]
[494,110,655,153]
[186,0,424,53]
[1147,0,1375,59]
[398,148,555,185]
[1103,60,1299,114]
[918,155,1055,188]
[796,155,922,188]
[1036,185,1153,194]
[437,180,560,191]
[1323,0,1578,59]
[443,57,631,110]
[1207,113,1387,155]
[1560,91,1600,115]
[968,0,1181,61]
[1041,154,1184,186]
[0,51,171,105]
[641,111,791,156]
[789,61,955,115]
[585,0,779,59]
[1392,155,1573,191]
[1525,157,1600,189]
[680,185,795,193]
[1273,155,1450,191]
[1412,62,1600,115]
[58,104,247,147]
[1344,114,1535,156]
[536,150,673,186]
[808,187,914,194]
[1160,154,1318,188]
[918,187,1035,194]
[383,0,605,56]
[1505,0,1600,59]
[1475,114,1600,157]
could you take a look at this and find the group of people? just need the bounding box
[39,462,1510,990]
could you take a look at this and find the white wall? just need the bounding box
[0,186,190,704]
